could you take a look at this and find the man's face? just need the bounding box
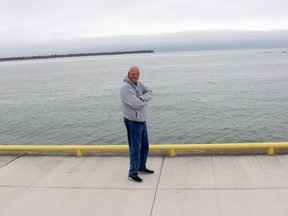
[128,67,140,83]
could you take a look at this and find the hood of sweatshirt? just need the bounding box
[123,76,137,88]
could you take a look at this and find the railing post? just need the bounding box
[170,149,176,157]
[268,147,274,155]
[77,149,83,157]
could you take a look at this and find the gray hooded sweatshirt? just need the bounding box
[120,76,153,122]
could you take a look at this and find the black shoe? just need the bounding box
[128,176,143,183]
[138,168,154,174]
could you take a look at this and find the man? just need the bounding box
[120,66,154,183]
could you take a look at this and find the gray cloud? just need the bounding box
[1,30,288,58]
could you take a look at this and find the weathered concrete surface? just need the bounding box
[0,153,288,216]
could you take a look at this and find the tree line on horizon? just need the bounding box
[0,50,154,62]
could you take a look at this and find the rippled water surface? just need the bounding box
[1,49,288,145]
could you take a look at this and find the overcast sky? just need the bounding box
[1,0,288,57]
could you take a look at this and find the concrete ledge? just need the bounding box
[1,154,288,216]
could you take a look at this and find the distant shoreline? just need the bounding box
[0,50,154,62]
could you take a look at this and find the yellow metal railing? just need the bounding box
[0,142,288,157]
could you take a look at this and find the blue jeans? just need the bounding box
[124,118,149,177]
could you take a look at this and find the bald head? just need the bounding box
[128,66,140,84]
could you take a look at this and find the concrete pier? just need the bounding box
[1,152,288,216]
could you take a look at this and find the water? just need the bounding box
[1,49,288,145]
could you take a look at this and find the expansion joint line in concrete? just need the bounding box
[150,156,165,216]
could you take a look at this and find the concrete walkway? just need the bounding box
[1,152,288,216]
